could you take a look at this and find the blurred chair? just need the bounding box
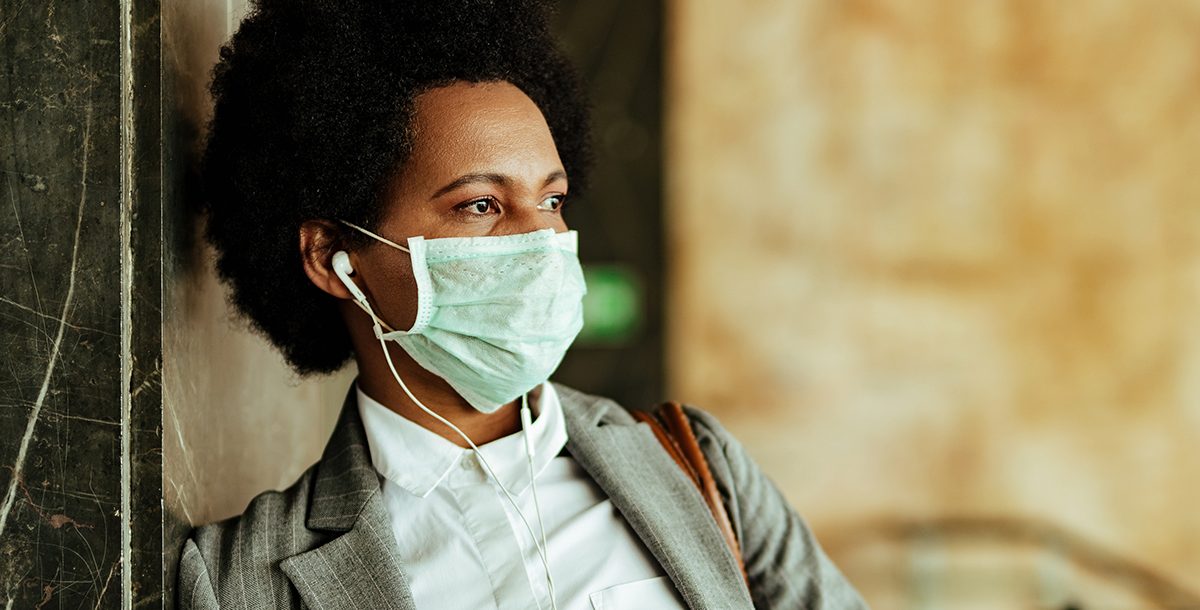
[828,517,1200,610]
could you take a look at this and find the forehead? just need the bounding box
[402,81,560,180]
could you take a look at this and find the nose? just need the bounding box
[500,197,568,235]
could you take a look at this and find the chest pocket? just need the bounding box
[588,575,687,610]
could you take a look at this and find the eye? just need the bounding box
[537,194,568,212]
[457,197,499,215]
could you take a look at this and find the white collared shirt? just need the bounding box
[357,382,687,610]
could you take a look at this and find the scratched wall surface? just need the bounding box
[160,1,355,606]
[668,0,1200,604]
[0,0,163,607]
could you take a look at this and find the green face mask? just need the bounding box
[338,221,587,413]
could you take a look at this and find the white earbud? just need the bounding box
[332,250,354,276]
[331,251,397,337]
[332,251,371,305]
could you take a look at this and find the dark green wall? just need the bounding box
[552,0,666,410]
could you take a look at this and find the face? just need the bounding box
[347,80,570,331]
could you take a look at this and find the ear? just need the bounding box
[299,219,355,300]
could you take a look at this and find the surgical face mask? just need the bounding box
[337,220,587,413]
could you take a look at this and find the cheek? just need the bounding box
[364,255,421,331]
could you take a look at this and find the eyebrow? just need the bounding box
[430,170,568,199]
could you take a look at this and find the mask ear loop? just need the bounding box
[338,219,410,252]
[331,247,559,610]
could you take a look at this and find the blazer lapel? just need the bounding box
[554,384,754,610]
[280,382,417,610]
[278,380,752,610]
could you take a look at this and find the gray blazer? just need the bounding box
[178,382,867,609]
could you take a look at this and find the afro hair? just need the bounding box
[201,0,592,375]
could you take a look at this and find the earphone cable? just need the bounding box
[522,394,558,604]
[334,254,558,610]
[373,322,559,610]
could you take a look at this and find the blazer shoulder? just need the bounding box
[550,381,640,426]
[678,404,739,456]
[678,403,725,435]
[675,403,872,608]
[180,464,329,605]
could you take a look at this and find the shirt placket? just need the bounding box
[449,452,551,610]
[495,481,554,609]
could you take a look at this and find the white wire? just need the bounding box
[369,313,559,610]
[522,393,556,604]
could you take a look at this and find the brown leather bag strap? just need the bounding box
[633,402,749,587]
[631,409,697,482]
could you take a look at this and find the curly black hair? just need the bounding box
[202,0,592,375]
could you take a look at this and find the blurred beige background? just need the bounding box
[667,0,1200,606]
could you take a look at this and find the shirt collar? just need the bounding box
[356,382,568,498]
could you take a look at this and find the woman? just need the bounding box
[177,1,867,608]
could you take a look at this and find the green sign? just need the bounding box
[578,264,642,346]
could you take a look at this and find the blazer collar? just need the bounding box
[280,490,416,610]
[305,381,380,532]
[283,379,752,610]
[280,381,417,609]
[554,383,754,609]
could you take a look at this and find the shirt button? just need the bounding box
[460,456,473,470]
